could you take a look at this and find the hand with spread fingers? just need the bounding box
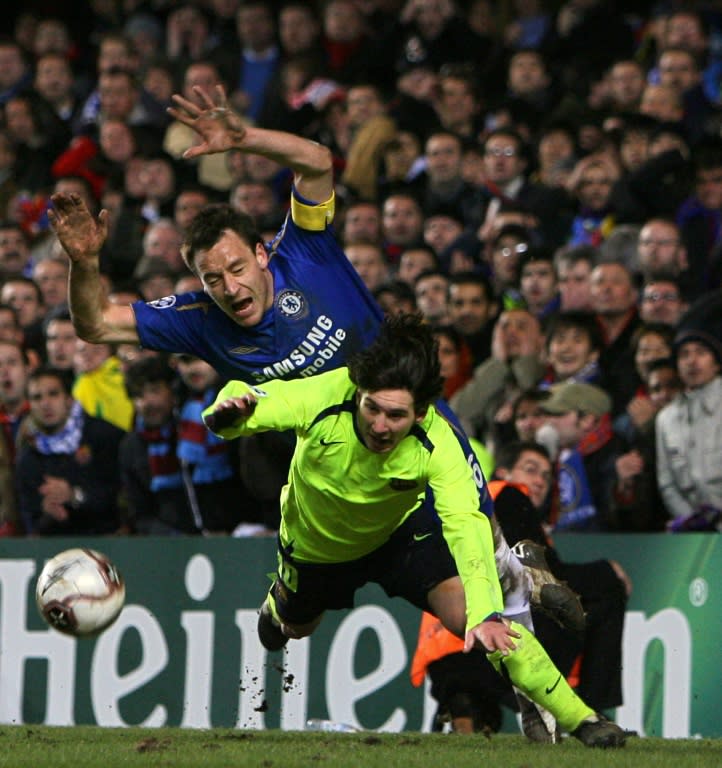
[465,618,521,655]
[204,394,258,433]
[48,193,108,265]
[167,84,249,159]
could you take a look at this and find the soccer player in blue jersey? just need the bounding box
[49,85,583,740]
[202,314,625,748]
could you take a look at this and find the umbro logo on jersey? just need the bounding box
[228,345,261,355]
[390,478,418,490]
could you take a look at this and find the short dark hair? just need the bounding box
[347,313,442,413]
[519,246,555,275]
[692,137,722,174]
[27,365,74,396]
[632,322,676,353]
[448,271,494,303]
[373,279,416,306]
[647,356,678,376]
[123,355,176,399]
[495,440,551,474]
[414,268,449,289]
[545,310,603,352]
[512,388,551,420]
[553,244,597,274]
[181,204,263,272]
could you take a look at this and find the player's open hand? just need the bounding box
[48,193,108,264]
[464,618,521,655]
[204,393,257,433]
[168,84,248,159]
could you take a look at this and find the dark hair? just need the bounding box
[692,137,722,174]
[512,388,551,420]
[483,127,526,153]
[494,440,550,474]
[347,313,443,412]
[3,275,42,303]
[181,204,263,272]
[431,322,465,350]
[518,246,555,274]
[632,322,676,352]
[27,365,74,396]
[553,244,598,273]
[413,268,449,289]
[545,310,603,352]
[647,356,678,376]
[448,271,494,303]
[123,355,176,399]
[373,279,416,306]
[493,223,532,246]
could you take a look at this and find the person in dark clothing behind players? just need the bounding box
[16,366,125,535]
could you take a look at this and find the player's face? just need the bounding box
[195,230,273,327]
[355,388,423,454]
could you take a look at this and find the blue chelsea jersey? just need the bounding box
[133,201,383,383]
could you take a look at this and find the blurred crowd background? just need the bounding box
[0,1,722,539]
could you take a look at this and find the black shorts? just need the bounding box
[272,501,459,625]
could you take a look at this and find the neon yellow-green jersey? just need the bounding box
[204,367,502,628]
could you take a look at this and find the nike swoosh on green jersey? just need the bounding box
[320,438,343,446]
[545,674,562,694]
[413,533,433,542]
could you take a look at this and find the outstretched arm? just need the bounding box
[168,84,334,203]
[48,193,139,344]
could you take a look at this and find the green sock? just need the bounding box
[487,621,594,732]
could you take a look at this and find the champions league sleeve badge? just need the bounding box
[276,289,308,319]
[148,295,177,309]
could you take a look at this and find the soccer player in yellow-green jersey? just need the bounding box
[204,314,626,748]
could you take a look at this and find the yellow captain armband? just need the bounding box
[291,190,335,231]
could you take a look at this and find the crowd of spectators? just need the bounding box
[1,0,722,538]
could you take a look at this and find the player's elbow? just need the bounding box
[73,320,108,344]
[316,145,334,175]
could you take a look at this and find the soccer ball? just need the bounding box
[35,548,125,637]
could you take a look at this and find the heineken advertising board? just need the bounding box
[0,534,718,737]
